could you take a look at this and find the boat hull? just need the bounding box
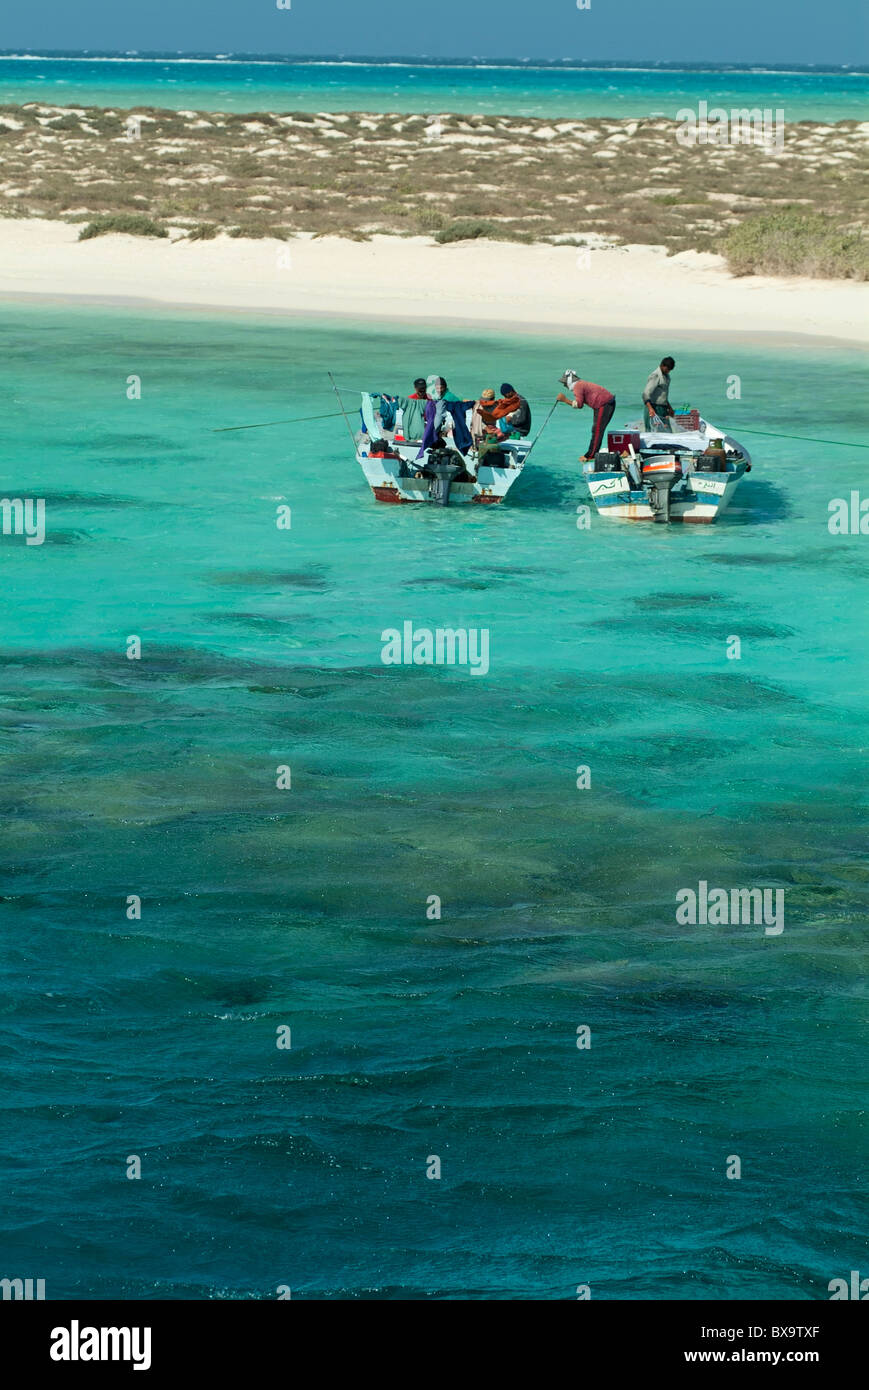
[371,483,505,504]
[587,463,746,523]
[358,445,528,505]
[587,416,750,523]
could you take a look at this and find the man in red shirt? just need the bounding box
[555,369,617,463]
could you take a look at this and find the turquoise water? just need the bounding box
[1,305,867,1299]
[0,57,866,120]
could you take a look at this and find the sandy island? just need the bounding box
[1,103,865,342]
[0,218,866,346]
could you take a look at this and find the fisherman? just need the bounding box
[489,383,532,440]
[419,375,474,458]
[555,370,617,463]
[422,376,448,445]
[471,387,498,449]
[642,356,676,428]
[432,376,464,403]
[388,378,429,441]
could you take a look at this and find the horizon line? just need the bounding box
[0,50,865,72]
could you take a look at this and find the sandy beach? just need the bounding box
[1,217,866,345]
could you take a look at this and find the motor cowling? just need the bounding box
[424,448,465,506]
[641,456,682,523]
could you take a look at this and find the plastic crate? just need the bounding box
[673,409,700,430]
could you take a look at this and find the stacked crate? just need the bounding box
[673,408,701,430]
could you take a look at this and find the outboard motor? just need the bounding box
[424,448,464,506]
[641,455,682,523]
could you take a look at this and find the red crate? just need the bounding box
[673,409,700,430]
[608,431,642,454]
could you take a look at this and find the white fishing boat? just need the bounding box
[585,412,752,524]
[351,390,532,506]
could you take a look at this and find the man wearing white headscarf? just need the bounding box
[555,368,617,462]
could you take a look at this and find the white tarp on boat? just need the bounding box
[638,419,747,459]
[639,429,709,451]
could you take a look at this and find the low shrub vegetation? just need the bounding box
[434,220,500,244]
[0,101,857,268]
[185,222,219,240]
[78,213,169,241]
[724,209,869,280]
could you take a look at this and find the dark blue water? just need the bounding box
[0,306,866,1299]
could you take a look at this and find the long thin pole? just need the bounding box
[523,400,559,459]
[329,371,360,447]
[212,410,344,434]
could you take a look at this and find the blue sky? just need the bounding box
[4,0,867,66]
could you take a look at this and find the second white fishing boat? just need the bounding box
[585,411,752,523]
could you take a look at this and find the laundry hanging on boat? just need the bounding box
[418,398,474,457]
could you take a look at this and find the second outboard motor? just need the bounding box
[425,448,464,506]
[641,456,682,523]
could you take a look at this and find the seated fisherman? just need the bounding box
[643,356,676,428]
[488,383,531,440]
[471,388,498,448]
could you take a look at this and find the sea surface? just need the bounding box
[0,304,866,1299]
[0,55,866,120]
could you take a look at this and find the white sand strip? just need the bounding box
[0,219,865,346]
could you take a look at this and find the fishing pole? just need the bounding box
[328,371,361,447]
[212,411,344,433]
[522,400,560,459]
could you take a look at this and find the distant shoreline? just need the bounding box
[0,53,866,72]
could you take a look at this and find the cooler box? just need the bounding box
[608,431,641,454]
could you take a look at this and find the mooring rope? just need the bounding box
[213,411,345,433]
[719,426,869,449]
